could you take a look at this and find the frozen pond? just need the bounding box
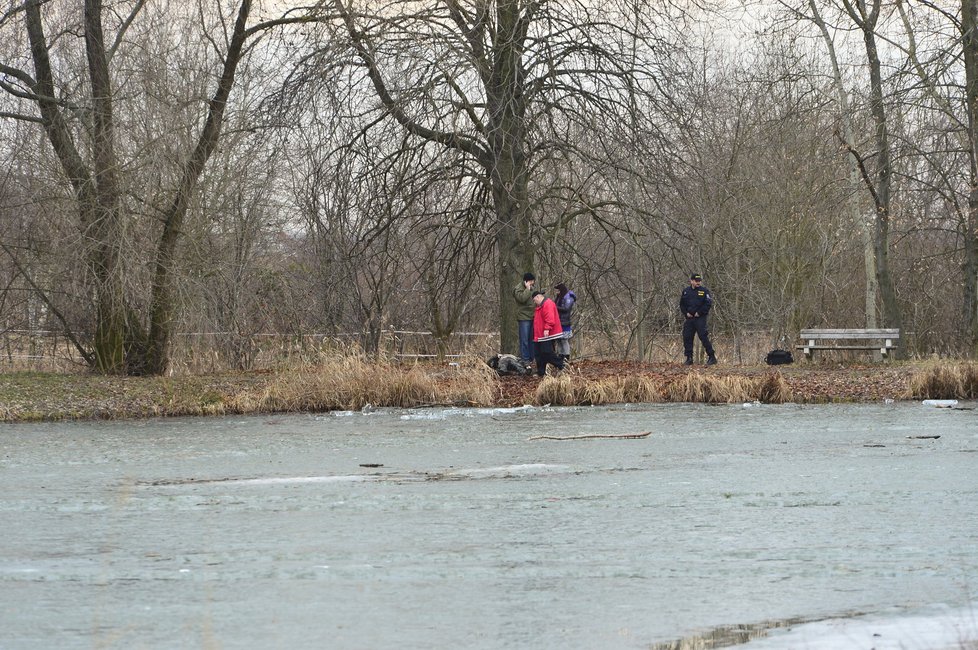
[1,402,977,649]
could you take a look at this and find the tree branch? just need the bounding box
[332,0,488,163]
[0,239,96,367]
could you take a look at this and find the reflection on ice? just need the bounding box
[443,463,572,478]
[399,405,542,420]
[142,463,578,487]
[5,402,978,650]
[739,602,978,650]
[220,475,370,485]
[653,602,978,650]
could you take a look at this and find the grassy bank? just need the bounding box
[1,357,976,423]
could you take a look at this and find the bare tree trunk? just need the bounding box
[491,7,532,354]
[333,0,534,356]
[487,14,532,353]
[26,0,138,373]
[963,0,978,353]
[841,0,903,338]
[809,0,879,328]
[145,0,252,374]
[84,0,139,373]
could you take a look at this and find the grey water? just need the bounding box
[1,402,977,649]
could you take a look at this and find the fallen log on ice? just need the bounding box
[527,431,652,441]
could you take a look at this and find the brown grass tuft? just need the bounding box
[908,362,978,399]
[534,371,665,406]
[535,373,576,406]
[664,373,769,404]
[252,353,498,412]
[664,373,729,402]
[718,376,753,403]
[576,376,622,405]
[385,365,438,407]
[751,371,793,404]
[621,374,664,403]
[960,363,978,399]
[440,356,498,406]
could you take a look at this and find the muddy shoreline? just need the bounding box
[0,359,962,422]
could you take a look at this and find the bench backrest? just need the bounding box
[800,328,900,340]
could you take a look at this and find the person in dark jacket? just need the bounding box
[553,283,576,361]
[679,273,717,365]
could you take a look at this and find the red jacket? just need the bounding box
[533,298,563,342]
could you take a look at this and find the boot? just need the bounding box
[684,356,693,366]
[707,356,717,366]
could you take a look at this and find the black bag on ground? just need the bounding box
[765,349,794,365]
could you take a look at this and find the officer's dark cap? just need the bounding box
[690,273,703,281]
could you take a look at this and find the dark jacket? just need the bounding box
[556,290,576,330]
[680,285,713,318]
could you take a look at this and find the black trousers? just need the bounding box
[682,316,715,358]
[534,340,565,376]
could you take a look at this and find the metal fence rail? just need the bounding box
[0,329,501,373]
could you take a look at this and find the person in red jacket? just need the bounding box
[531,291,565,376]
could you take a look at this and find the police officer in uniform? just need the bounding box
[680,273,717,365]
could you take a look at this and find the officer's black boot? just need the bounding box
[707,355,717,366]
[684,356,693,365]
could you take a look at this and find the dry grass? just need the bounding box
[575,375,623,406]
[621,374,665,403]
[243,354,496,413]
[663,371,792,404]
[664,373,735,403]
[533,369,790,406]
[5,356,969,422]
[535,371,667,406]
[909,361,978,399]
[750,371,794,404]
[535,373,576,406]
[438,356,498,406]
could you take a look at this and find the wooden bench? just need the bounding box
[796,328,900,361]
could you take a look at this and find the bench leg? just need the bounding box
[805,340,816,361]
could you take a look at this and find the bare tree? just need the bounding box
[321,0,674,355]
[0,0,316,374]
[837,0,903,335]
[962,0,978,352]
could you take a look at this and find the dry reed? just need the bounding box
[621,374,664,403]
[909,361,978,399]
[665,373,719,402]
[251,353,496,412]
[438,356,498,406]
[534,371,667,406]
[574,376,622,405]
[535,373,576,406]
[750,371,793,404]
[663,372,792,404]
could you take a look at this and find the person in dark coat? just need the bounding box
[679,273,717,365]
[553,283,576,361]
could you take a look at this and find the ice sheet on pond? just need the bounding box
[1,402,976,649]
